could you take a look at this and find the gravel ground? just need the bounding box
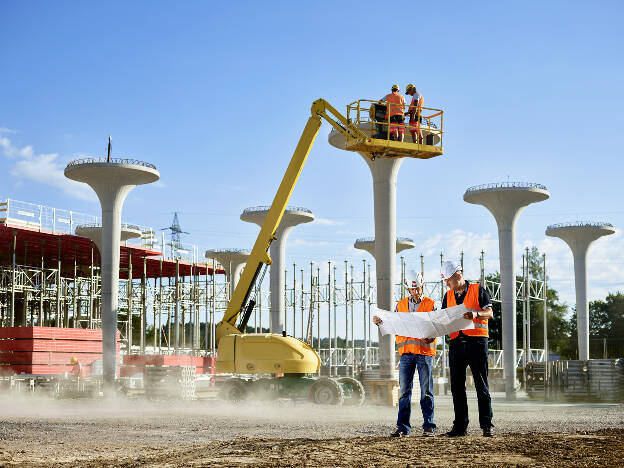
[0,392,622,466]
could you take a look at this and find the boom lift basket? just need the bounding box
[344,99,444,160]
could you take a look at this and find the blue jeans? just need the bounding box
[397,353,436,434]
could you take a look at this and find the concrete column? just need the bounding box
[464,183,549,400]
[65,160,158,393]
[546,222,615,360]
[204,248,250,299]
[364,157,403,379]
[241,207,314,334]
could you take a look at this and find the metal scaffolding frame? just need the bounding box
[0,198,549,380]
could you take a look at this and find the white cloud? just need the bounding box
[313,217,346,226]
[289,238,330,248]
[0,127,18,134]
[0,132,94,201]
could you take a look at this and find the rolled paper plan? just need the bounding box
[374,304,477,338]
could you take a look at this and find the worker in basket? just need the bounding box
[379,84,406,141]
[405,84,423,144]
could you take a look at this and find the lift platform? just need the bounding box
[322,99,444,160]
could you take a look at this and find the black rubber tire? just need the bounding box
[338,377,366,406]
[219,378,248,402]
[308,378,344,406]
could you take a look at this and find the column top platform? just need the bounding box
[75,223,143,244]
[240,205,315,227]
[65,158,160,186]
[465,182,548,194]
[546,222,615,240]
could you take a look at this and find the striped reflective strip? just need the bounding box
[474,322,488,330]
[396,339,436,350]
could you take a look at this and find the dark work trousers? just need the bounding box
[449,336,493,430]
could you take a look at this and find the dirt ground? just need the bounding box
[1,393,623,467]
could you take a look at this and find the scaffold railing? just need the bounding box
[242,205,313,215]
[355,236,414,243]
[0,198,213,263]
[547,221,614,229]
[465,182,548,192]
[66,157,157,170]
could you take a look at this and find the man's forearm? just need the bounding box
[478,307,493,320]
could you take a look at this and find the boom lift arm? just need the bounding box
[215,99,374,344]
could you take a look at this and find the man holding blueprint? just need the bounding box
[440,260,494,438]
[373,271,439,438]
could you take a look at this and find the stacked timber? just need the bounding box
[0,327,119,376]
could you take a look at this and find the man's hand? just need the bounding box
[373,316,382,325]
[421,337,435,344]
[463,310,477,320]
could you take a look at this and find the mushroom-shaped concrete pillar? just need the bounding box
[354,237,415,257]
[464,182,549,400]
[75,223,143,248]
[65,158,159,392]
[546,222,615,360]
[204,248,250,298]
[329,130,405,379]
[240,206,314,333]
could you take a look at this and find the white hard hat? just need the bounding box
[404,270,424,289]
[440,260,462,280]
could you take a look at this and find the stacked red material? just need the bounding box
[0,327,119,376]
[121,354,215,377]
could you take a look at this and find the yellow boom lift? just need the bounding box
[215,98,443,404]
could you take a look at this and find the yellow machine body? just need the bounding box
[215,334,321,374]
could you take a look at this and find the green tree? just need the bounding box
[568,292,624,358]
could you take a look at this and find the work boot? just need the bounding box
[444,427,467,437]
[390,429,409,438]
[422,428,435,437]
[482,427,494,437]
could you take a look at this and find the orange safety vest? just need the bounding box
[395,296,437,356]
[447,283,489,339]
[385,92,405,118]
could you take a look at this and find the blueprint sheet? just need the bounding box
[374,304,477,338]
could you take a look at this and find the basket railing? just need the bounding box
[346,99,443,147]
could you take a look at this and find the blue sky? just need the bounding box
[1,0,623,312]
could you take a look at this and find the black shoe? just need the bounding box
[482,427,494,437]
[422,428,435,437]
[444,428,467,437]
[390,429,409,438]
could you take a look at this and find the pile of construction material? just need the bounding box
[0,327,118,376]
[144,365,196,400]
[527,359,624,401]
